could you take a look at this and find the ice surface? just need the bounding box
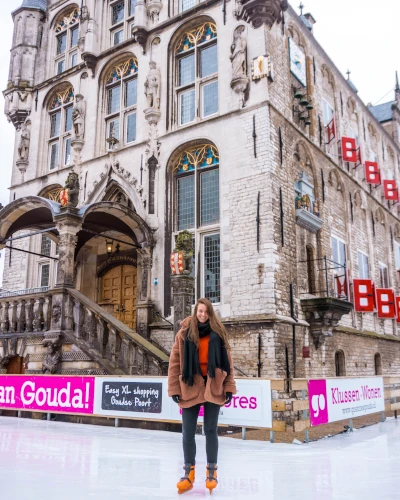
[0,416,399,499]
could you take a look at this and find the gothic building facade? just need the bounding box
[1,0,400,380]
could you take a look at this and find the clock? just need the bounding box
[289,37,307,87]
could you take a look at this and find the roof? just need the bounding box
[15,0,47,11]
[347,79,358,94]
[368,101,395,123]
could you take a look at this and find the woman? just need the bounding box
[168,298,236,495]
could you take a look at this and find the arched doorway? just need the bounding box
[6,356,25,374]
[99,265,137,329]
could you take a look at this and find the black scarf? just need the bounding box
[182,321,231,386]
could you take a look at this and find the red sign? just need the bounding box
[341,137,361,164]
[365,162,381,184]
[396,297,400,323]
[335,269,349,300]
[375,288,396,318]
[353,279,375,312]
[326,117,336,144]
[170,252,184,275]
[383,180,399,201]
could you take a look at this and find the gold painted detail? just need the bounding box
[43,187,63,203]
[175,23,217,53]
[55,8,79,33]
[49,86,75,110]
[174,144,219,173]
[106,57,139,84]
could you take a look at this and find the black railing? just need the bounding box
[298,256,349,301]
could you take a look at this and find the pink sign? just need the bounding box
[0,376,95,414]
[308,379,328,426]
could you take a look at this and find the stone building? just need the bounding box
[1,0,400,380]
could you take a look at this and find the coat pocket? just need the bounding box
[179,375,200,401]
[210,368,227,397]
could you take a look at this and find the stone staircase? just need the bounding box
[0,287,169,376]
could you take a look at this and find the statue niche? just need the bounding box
[230,26,249,107]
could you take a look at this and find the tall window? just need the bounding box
[55,8,80,75]
[105,57,138,148]
[175,22,218,126]
[379,262,389,288]
[174,144,220,303]
[48,86,74,171]
[110,0,137,46]
[322,98,335,156]
[395,241,400,271]
[374,353,382,375]
[38,235,58,288]
[357,251,369,279]
[335,350,346,376]
[331,236,346,298]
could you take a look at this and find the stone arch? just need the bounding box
[353,189,367,211]
[335,350,346,376]
[97,51,139,87]
[375,207,386,225]
[0,196,60,241]
[287,23,306,51]
[42,81,74,110]
[168,14,217,51]
[328,169,344,194]
[321,64,336,91]
[102,180,134,209]
[38,184,63,203]
[49,3,80,30]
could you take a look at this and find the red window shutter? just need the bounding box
[375,288,396,318]
[326,117,336,144]
[396,296,400,323]
[353,279,375,312]
[365,162,381,184]
[341,137,357,162]
[383,180,399,201]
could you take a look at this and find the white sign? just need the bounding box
[93,377,272,429]
[308,377,385,426]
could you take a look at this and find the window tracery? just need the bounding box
[48,86,75,171]
[54,8,80,75]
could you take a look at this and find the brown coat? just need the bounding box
[167,317,237,408]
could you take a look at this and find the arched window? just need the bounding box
[175,22,218,126]
[105,56,138,148]
[54,8,80,75]
[109,0,137,46]
[174,143,220,302]
[48,86,74,171]
[335,350,346,376]
[374,353,382,375]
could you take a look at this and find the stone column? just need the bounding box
[171,275,195,334]
[54,212,82,288]
[136,250,153,338]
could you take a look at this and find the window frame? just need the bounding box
[48,87,74,172]
[357,250,369,279]
[378,262,389,288]
[104,58,138,149]
[175,26,218,128]
[54,8,80,76]
[109,0,136,48]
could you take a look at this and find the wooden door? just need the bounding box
[101,265,137,329]
[6,355,25,374]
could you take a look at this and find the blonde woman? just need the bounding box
[168,298,236,495]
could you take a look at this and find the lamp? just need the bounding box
[294,88,303,99]
[106,240,113,256]
[299,95,309,106]
[306,101,314,110]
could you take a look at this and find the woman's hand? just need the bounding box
[172,395,180,404]
[225,392,233,405]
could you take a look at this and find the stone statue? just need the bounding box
[230,27,247,78]
[171,230,194,275]
[72,94,86,139]
[144,61,161,109]
[42,340,61,374]
[18,121,30,161]
[60,170,80,208]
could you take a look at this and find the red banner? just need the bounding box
[383,180,399,201]
[326,117,336,144]
[365,161,380,184]
[353,279,375,312]
[375,288,396,318]
[335,269,349,300]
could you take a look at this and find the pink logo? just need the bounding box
[308,379,328,426]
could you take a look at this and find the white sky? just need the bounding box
[0,0,398,282]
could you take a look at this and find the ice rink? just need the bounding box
[0,416,399,499]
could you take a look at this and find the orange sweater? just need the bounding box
[199,335,210,376]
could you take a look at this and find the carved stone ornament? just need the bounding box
[144,61,161,110]
[170,230,194,275]
[146,0,163,23]
[230,26,249,107]
[234,0,288,29]
[60,171,80,208]
[41,338,61,374]
[72,94,86,141]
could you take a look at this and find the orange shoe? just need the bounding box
[177,464,195,494]
[205,463,218,494]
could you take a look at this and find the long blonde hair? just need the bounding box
[188,298,231,350]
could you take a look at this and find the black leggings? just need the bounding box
[181,402,220,465]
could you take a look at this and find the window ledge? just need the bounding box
[295,208,324,234]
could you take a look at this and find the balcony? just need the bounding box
[295,208,324,233]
